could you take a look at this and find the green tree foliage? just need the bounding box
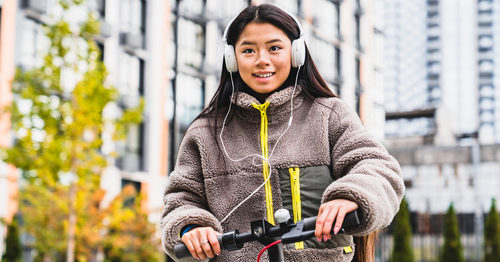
[19,184,68,258]
[390,197,415,262]
[2,216,22,262]
[484,198,500,262]
[0,0,160,261]
[440,203,464,262]
[102,184,162,262]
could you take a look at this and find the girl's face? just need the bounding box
[235,22,292,95]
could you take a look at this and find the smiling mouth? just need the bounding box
[253,72,275,78]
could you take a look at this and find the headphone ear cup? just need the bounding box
[291,38,305,68]
[224,44,238,72]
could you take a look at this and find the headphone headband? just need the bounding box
[222,7,304,44]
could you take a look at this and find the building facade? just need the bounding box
[0,0,384,259]
[383,0,500,261]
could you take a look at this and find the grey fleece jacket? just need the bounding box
[161,86,404,262]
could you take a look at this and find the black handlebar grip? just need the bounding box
[342,210,361,228]
[302,210,361,232]
[174,235,224,259]
[173,243,191,259]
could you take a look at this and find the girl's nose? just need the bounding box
[255,52,270,67]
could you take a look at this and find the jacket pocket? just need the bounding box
[279,165,333,221]
[279,165,351,250]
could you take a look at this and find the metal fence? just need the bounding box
[376,232,482,262]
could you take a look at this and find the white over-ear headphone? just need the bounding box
[221,10,306,73]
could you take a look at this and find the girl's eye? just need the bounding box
[242,49,254,54]
[269,46,282,52]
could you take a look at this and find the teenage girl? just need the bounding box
[161,4,404,262]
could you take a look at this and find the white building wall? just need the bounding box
[338,0,357,111]
[404,161,500,214]
[360,0,386,141]
[383,0,427,113]
[440,0,478,138]
[494,0,500,141]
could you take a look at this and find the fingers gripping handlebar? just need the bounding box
[173,209,361,259]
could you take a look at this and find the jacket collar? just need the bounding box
[232,85,303,110]
[230,85,305,124]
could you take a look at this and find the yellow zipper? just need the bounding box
[289,167,304,249]
[252,101,275,225]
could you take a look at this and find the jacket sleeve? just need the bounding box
[322,99,405,236]
[160,127,223,260]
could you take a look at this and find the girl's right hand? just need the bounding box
[181,227,222,260]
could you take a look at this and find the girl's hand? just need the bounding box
[181,227,222,260]
[315,199,358,241]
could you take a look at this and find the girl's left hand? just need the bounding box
[314,199,358,241]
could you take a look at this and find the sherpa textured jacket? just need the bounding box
[161,85,404,262]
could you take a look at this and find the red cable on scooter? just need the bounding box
[256,240,282,262]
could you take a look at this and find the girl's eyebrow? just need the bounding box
[239,39,284,46]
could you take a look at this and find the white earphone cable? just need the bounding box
[219,66,301,224]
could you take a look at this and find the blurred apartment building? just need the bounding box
[0,0,384,257]
[383,0,500,260]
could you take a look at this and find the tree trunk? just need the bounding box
[66,182,76,262]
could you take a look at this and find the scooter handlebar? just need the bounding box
[173,210,360,259]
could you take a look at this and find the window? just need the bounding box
[177,18,205,70]
[173,73,205,157]
[427,24,440,37]
[427,11,438,19]
[168,1,210,175]
[0,6,2,45]
[428,61,440,74]
[335,47,342,94]
[120,0,146,36]
[429,85,440,104]
[167,81,175,173]
[478,35,493,51]
[116,52,145,172]
[385,117,436,138]
[355,58,361,114]
[427,49,440,61]
[18,18,48,69]
[88,0,106,19]
[117,123,145,172]
[427,0,438,6]
[479,97,494,111]
[354,0,361,50]
[479,59,494,75]
[179,0,205,16]
[121,179,142,206]
[479,85,494,97]
[478,0,493,15]
[478,10,493,27]
[480,110,494,123]
[335,1,341,39]
[97,42,104,61]
[309,37,336,84]
[23,0,49,14]
[263,0,299,14]
[478,1,493,12]
[311,0,339,38]
[214,0,247,19]
[167,14,177,68]
[118,52,142,102]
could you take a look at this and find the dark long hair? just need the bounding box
[196,4,375,260]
